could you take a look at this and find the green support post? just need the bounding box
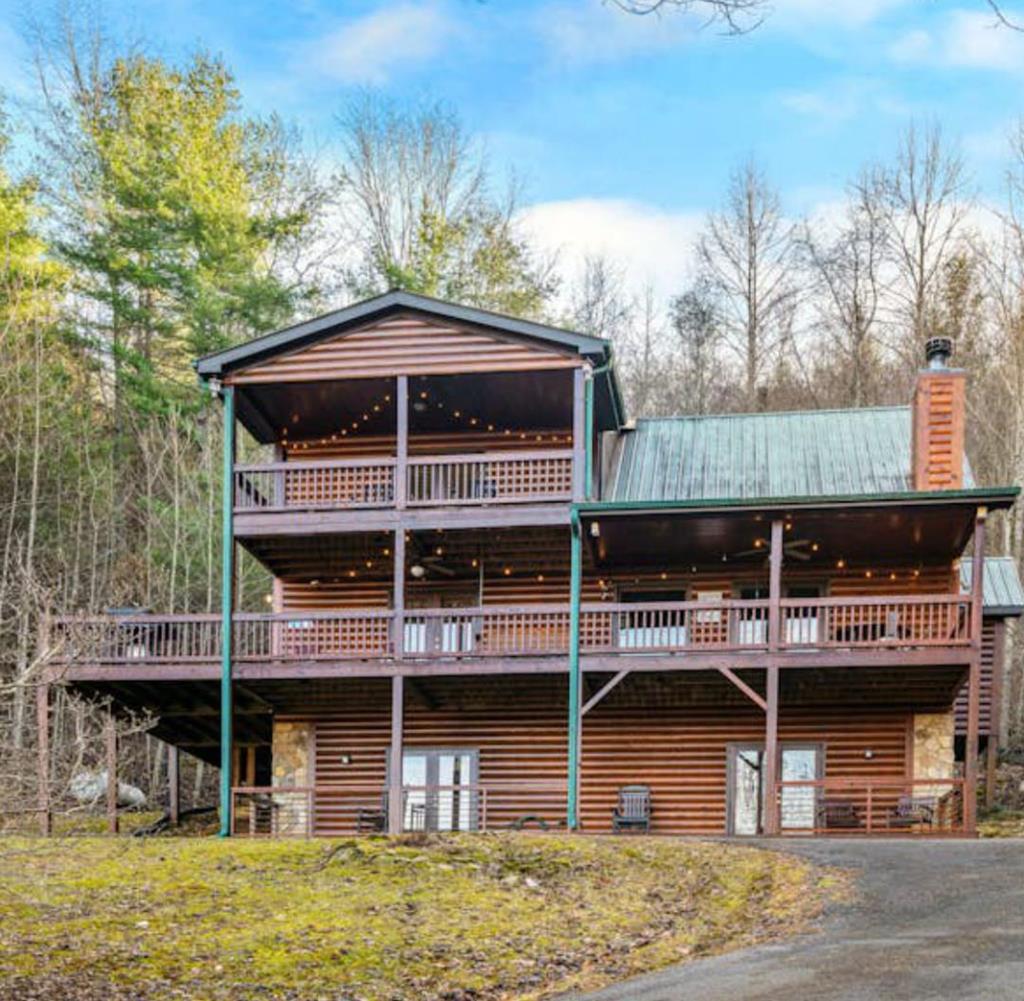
[219,384,235,837]
[567,510,583,829]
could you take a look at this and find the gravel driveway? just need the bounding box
[567,839,1024,1001]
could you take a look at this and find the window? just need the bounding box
[617,588,687,650]
[785,585,822,645]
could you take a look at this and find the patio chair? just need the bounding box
[612,785,652,833]
[355,793,388,833]
[815,798,861,830]
[886,795,936,830]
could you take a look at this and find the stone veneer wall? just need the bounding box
[912,712,955,790]
[271,720,311,836]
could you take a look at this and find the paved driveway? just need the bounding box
[567,839,1024,1001]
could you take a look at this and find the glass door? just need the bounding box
[728,745,765,835]
[398,749,478,832]
[728,743,823,834]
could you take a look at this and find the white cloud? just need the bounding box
[309,2,455,84]
[771,0,908,30]
[533,1,696,65]
[779,78,909,124]
[889,9,1024,72]
[518,197,703,304]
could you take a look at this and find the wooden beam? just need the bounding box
[965,508,986,835]
[763,665,780,836]
[105,710,118,835]
[36,682,51,836]
[395,374,408,509]
[768,518,784,652]
[572,366,586,502]
[393,528,405,659]
[580,669,630,716]
[717,667,767,711]
[168,744,180,826]
[387,675,404,835]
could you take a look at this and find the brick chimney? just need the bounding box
[911,336,966,491]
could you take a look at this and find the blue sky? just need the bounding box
[2,0,1023,298]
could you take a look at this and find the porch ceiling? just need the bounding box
[237,369,576,445]
[584,504,979,569]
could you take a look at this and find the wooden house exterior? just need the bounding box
[42,293,1022,838]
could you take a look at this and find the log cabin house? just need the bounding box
[41,291,1024,838]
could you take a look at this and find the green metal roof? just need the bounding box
[605,406,976,504]
[960,556,1024,616]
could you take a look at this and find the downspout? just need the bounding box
[585,358,615,501]
[567,508,583,829]
[218,383,235,837]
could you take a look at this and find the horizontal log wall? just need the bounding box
[227,314,581,385]
[294,677,909,836]
[285,430,573,461]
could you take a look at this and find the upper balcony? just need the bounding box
[51,591,975,683]
[234,447,576,515]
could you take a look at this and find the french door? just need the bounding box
[397,749,478,832]
[727,743,823,835]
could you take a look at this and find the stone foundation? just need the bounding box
[271,720,311,835]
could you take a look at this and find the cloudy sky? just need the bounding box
[2,0,1022,299]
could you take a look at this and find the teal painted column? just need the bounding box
[219,385,235,837]
[567,510,583,829]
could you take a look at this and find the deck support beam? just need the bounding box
[219,384,236,837]
[581,669,630,716]
[168,744,180,826]
[388,675,404,835]
[36,681,51,836]
[965,507,986,835]
[717,667,767,712]
[105,709,118,835]
[395,374,408,509]
[572,367,586,501]
[762,518,785,836]
[567,510,583,829]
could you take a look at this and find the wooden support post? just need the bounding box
[36,681,51,836]
[581,669,631,717]
[393,529,406,659]
[395,374,408,509]
[763,518,784,836]
[105,710,118,835]
[965,507,986,835]
[388,675,404,835]
[572,367,586,502]
[763,665,780,836]
[168,744,180,826]
[985,740,999,813]
[219,384,235,838]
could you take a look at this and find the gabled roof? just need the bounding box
[194,290,623,427]
[605,406,975,504]
[961,557,1024,617]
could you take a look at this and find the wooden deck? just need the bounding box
[52,593,973,679]
[234,449,575,513]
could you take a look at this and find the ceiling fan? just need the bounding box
[731,538,816,562]
[408,539,457,578]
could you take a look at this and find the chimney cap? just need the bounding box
[925,336,954,369]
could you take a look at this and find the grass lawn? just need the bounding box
[0,834,838,1001]
[979,809,1024,838]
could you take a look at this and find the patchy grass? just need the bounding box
[979,808,1024,838]
[0,834,836,1001]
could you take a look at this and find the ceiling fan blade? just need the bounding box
[427,563,457,577]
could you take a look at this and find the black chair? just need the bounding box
[612,785,652,833]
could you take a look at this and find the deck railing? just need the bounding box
[231,781,567,837]
[233,449,574,512]
[52,593,972,668]
[775,777,964,835]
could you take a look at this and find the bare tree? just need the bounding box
[608,0,767,33]
[568,255,634,341]
[696,159,798,410]
[669,278,725,414]
[868,124,971,364]
[799,179,890,407]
